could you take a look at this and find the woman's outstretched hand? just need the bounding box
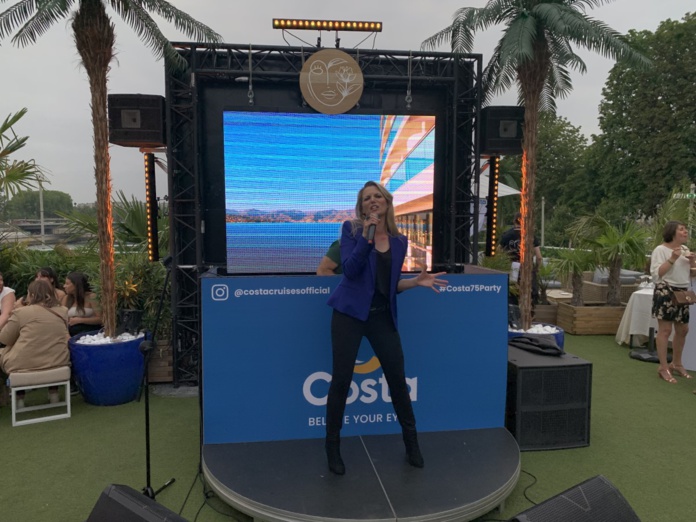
[415,268,448,293]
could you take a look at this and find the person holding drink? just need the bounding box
[650,220,696,383]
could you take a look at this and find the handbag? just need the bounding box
[671,288,696,305]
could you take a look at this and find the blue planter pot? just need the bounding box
[508,323,565,351]
[69,332,145,406]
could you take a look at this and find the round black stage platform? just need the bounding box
[202,427,520,522]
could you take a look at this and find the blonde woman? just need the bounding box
[0,280,70,406]
[324,181,447,475]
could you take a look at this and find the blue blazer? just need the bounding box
[327,220,407,327]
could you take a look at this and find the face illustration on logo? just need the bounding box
[300,49,364,115]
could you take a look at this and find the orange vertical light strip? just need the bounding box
[519,150,528,265]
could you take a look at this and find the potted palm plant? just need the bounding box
[568,215,648,306]
[533,262,560,324]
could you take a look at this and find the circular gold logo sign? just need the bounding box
[300,49,364,115]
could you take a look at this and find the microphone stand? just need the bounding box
[139,256,175,499]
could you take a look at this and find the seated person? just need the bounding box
[316,240,342,275]
[0,279,70,406]
[0,271,17,331]
[15,267,66,308]
[61,272,103,337]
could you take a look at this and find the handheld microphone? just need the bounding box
[367,224,376,244]
[366,213,377,244]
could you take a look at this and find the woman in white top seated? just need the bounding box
[650,220,696,383]
[0,272,17,332]
[61,272,103,337]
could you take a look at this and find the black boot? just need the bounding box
[325,436,345,475]
[403,429,424,468]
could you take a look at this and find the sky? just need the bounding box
[1,0,692,204]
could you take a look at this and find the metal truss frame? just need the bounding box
[165,43,482,384]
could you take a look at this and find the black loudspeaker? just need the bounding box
[510,475,640,521]
[108,94,166,148]
[480,105,524,155]
[506,346,591,451]
[86,484,188,521]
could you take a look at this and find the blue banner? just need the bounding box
[202,274,507,444]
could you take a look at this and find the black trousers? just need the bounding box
[325,309,416,437]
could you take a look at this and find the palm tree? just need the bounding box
[0,1,221,336]
[423,0,649,329]
[568,214,648,306]
[551,248,595,307]
[60,190,169,255]
[0,108,42,201]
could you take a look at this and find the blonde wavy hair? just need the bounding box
[350,181,399,236]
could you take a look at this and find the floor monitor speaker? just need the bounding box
[108,94,166,148]
[510,475,640,521]
[506,346,591,450]
[480,105,524,155]
[86,484,188,521]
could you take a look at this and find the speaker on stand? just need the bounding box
[480,105,525,156]
[108,94,166,148]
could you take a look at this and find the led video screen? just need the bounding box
[223,111,435,274]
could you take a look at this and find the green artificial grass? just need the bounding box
[476,336,696,522]
[2,335,695,521]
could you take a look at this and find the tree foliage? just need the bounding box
[499,111,589,246]
[5,189,74,219]
[423,0,648,329]
[593,13,696,217]
[0,108,41,200]
[0,1,221,336]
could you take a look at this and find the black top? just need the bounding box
[500,227,540,262]
[370,249,391,310]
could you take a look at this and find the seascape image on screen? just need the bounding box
[223,112,435,274]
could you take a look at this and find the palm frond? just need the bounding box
[135,0,222,43]
[422,4,508,52]
[533,3,650,67]
[0,160,41,195]
[569,0,618,13]
[547,33,587,74]
[0,0,35,40]
[56,209,99,250]
[498,14,537,64]
[109,0,220,69]
[0,134,28,159]
[108,1,167,58]
[0,107,28,137]
[8,0,73,47]
[481,41,519,102]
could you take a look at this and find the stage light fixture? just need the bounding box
[485,156,501,257]
[272,18,382,32]
[144,152,159,262]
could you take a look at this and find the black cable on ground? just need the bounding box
[521,469,539,506]
[177,469,199,515]
[476,468,540,522]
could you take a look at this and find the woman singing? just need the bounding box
[650,220,696,383]
[325,181,447,475]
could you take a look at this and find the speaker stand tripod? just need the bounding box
[138,257,175,499]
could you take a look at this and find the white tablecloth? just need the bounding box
[617,284,696,371]
[615,288,656,347]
